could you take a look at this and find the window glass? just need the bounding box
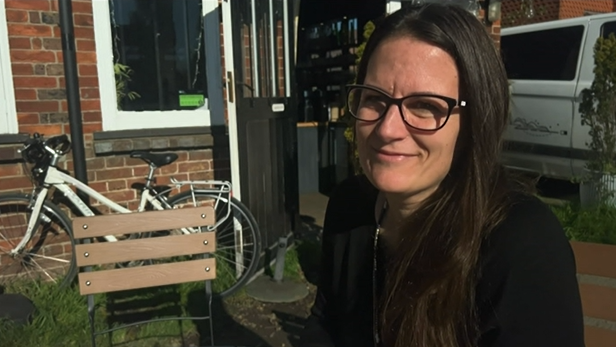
[501,25,584,81]
[601,21,616,39]
[110,0,208,111]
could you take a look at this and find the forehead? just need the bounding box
[364,37,459,96]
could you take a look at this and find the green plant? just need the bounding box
[114,63,140,109]
[551,202,616,245]
[579,33,616,201]
[343,20,377,175]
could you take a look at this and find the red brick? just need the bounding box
[81,123,102,133]
[88,181,107,193]
[0,176,32,192]
[102,190,136,203]
[84,158,104,172]
[0,164,23,178]
[76,39,95,52]
[74,13,93,27]
[178,161,211,172]
[74,27,94,40]
[18,124,63,136]
[5,0,50,11]
[17,113,40,124]
[107,180,127,191]
[11,63,33,75]
[5,9,28,22]
[82,111,102,123]
[14,89,37,100]
[13,76,57,88]
[9,37,31,49]
[59,76,98,88]
[29,11,41,23]
[72,1,93,14]
[32,38,42,50]
[80,88,99,99]
[80,99,101,111]
[16,100,59,113]
[8,23,53,37]
[11,50,56,63]
[95,168,133,181]
[78,64,97,76]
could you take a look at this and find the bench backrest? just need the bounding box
[72,206,216,295]
[571,241,616,347]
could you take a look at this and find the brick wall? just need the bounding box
[502,0,616,27]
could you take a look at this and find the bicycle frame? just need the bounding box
[12,166,234,256]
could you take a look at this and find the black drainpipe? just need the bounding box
[58,0,89,204]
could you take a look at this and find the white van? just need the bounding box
[500,13,616,181]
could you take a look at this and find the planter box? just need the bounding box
[571,241,616,347]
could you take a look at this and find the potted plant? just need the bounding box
[579,32,616,207]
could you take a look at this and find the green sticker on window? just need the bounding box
[179,94,205,107]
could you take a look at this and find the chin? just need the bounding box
[364,166,418,194]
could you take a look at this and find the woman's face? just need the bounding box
[356,36,462,203]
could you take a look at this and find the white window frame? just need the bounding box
[0,0,17,134]
[92,0,225,131]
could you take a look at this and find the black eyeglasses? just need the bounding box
[346,84,467,131]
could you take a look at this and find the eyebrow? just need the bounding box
[363,84,452,98]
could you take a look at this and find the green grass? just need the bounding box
[0,240,317,347]
[1,280,204,347]
[551,202,616,245]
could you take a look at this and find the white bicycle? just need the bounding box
[0,133,261,298]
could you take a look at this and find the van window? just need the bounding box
[501,25,584,81]
[601,21,616,38]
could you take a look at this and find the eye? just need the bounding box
[404,97,449,118]
[360,90,387,109]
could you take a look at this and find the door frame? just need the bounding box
[221,0,295,201]
[221,0,243,199]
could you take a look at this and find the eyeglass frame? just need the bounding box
[345,84,468,131]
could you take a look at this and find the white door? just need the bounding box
[571,19,616,177]
[501,24,585,179]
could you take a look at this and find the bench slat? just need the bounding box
[78,258,216,295]
[74,232,216,266]
[72,206,215,239]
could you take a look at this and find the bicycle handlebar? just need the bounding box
[21,132,72,164]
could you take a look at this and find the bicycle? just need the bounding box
[0,133,262,298]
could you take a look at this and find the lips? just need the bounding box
[373,148,416,162]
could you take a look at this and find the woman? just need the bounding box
[299,3,584,347]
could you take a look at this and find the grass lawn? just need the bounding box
[0,244,316,347]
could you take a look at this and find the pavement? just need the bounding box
[297,193,329,239]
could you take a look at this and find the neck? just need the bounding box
[378,188,436,248]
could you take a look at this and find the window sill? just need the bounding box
[92,125,228,155]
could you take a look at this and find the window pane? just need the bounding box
[110,0,208,111]
[501,25,584,81]
[602,21,616,39]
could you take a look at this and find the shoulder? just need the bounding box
[323,175,378,234]
[479,192,576,283]
[487,193,568,253]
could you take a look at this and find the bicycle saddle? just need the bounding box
[130,151,178,168]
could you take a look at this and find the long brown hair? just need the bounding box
[354,4,529,346]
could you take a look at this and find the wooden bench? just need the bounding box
[571,241,616,347]
[72,206,217,347]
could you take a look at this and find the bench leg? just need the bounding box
[206,280,214,346]
[87,294,97,347]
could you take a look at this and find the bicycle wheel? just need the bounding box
[166,191,262,298]
[0,194,77,289]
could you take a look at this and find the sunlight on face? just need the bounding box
[355,37,461,204]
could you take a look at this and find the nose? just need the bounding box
[374,104,408,140]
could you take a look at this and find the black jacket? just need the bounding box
[299,175,584,347]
